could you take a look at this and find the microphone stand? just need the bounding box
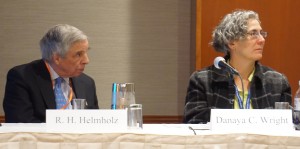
[229,71,244,108]
[214,56,245,108]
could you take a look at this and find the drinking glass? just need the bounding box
[115,83,135,109]
[72,98,86,109]
[275,102,290,109]
[127,104,143,129]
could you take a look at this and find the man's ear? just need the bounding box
[52,53,61,65]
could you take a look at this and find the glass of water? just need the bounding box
[127,104,143,129]
[275,102,290,109]
[72,98,86,109]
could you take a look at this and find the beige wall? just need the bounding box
[0,0,193,116]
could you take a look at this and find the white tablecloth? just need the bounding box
[1,123,300,149]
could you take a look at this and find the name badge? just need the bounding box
[46,109,127,133]
[210,109,294,133]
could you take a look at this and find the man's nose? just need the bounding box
[82,53,89,64]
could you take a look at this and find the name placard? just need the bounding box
[210,109,294,133]
[46,109,127,133]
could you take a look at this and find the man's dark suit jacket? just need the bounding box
[3,59,99,123]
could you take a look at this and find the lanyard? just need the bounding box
[233,84,251,109]
[44,61,74,109]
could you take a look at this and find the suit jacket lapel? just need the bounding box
[71,77,86,99]
[34,60,56,109]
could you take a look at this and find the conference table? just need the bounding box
[1,123,300,149]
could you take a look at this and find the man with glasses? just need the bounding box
[183,10,291,124]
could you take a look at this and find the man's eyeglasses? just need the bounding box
[246,31,268,39]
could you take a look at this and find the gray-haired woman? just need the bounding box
[183,10,291,124]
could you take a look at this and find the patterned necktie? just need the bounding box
[54,77,67,109]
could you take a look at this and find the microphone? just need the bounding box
[214,57,239,75]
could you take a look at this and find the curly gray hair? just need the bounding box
[39,24,88,62]
[211,10,260,54]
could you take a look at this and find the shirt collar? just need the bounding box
[248,68,255,82]
[45,62,69,83]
